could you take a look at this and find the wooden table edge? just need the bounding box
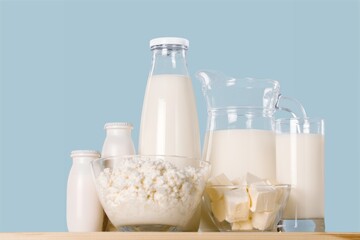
[0,232,359,240]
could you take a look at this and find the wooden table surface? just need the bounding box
[1,232,359,240]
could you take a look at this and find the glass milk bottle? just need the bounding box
[67,150,103,232]
[139,37,201,165]
[102,122,135,158]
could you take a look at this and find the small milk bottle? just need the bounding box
[138,37,201,163]
[67,150,103,232]
[101,122,135,231]
[101,122,135,157]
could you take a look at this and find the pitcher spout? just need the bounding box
[196,70,231,91]
[196,70,232,111]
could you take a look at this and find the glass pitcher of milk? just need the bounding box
[139,37,201,167]
[197,71,306,181]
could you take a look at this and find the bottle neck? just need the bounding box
[150,45,189,75]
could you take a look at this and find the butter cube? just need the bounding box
[266,179,278,185]
[207,173,233,186]
[251,211,277,231]
[231,177,242,186]
[248,184,278,212]
[242,172,263,186]
[206,173,233,201]
[224,188,250,223]
[211,198,226,222]
[231,220,253,231]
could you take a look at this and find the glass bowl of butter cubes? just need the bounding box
[204,173,290,232]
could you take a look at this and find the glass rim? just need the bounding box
[209,106,275,113]
[206,184,291,189]
[94,154,200,160]
[92,154,209,166]
[275,117,324,124]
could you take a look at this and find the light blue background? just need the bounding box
[0,0,359,232]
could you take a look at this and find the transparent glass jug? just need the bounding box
[197,70,306,182]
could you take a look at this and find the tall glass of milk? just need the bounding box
[276,118,325,232]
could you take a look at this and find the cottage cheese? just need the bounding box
[95,157,209,231]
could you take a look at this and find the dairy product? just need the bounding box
[232,172,271,187]
[206,173,233,201]
[101,122,136,231]
[102,122,135,158]
[231,220,253,231]
[203,129,276,181]
[248,184,278,212]
[233,172,263,186]
[276,133,324,219]
[67,150,103,232]
[139,74,201,162]
[208,173,233,186]
[224,189,250,222]
[211,199,226,222]
[95,157,208,231]
[205,172,289,231]
[252,210,278,231]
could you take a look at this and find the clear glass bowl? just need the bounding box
[91,155,210,232]
[203,184,291,232]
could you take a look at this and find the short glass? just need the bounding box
[275,118,325,232]
[203,184,291,232]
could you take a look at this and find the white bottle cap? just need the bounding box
[70,150,100,158]
[104,122,133,130]
[150,37,189,48]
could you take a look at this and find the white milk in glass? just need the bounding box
[203,129,276,181]
[276,133,324,219]
[139,74,201,164]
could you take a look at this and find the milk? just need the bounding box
[276,133,324,219]
[139,74,201,163]
[67,150,104,232]
[203,129,276,181]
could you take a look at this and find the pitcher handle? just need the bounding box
[275,94,308,118]
[275,95,310,133]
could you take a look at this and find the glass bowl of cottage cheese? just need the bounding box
[91,155,210,232]
[203,173,291,232]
